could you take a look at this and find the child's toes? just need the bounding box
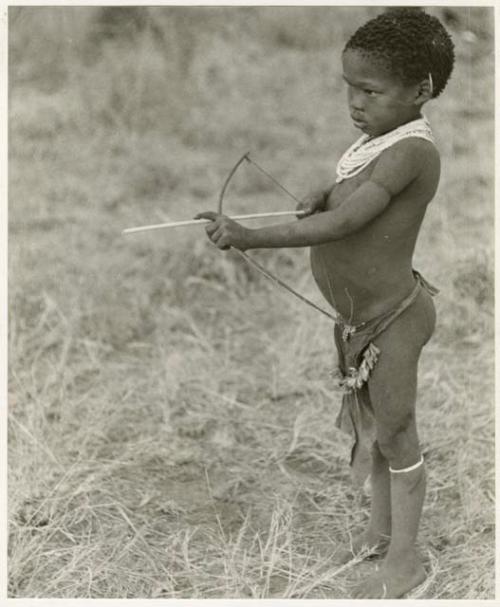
[352,575,385,599]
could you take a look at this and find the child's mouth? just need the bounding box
[351,114,367,128]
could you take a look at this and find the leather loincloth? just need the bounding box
[333,271,438,485]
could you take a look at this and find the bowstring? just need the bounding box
[245,155,301,204]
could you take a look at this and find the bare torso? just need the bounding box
[310,142,440,323]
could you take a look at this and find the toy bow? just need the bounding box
[215,153,338,322]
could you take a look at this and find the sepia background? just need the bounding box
[8,6,494,599]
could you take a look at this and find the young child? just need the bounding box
[197,8,454,599]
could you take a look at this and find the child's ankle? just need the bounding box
[385,544,420,563]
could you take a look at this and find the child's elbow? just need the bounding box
[331,216,359,239]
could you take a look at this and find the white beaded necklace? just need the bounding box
[336,116,434,183]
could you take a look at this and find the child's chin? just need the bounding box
[362,124,386,137]
[355,123,372,135]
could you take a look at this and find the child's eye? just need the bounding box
[365,89,379,97]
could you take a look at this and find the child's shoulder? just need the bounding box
[394,135,439,157]
[370,137,440,196]
[380,136,440,168]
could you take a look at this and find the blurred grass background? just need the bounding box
[8,6,494,599]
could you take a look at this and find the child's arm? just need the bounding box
[198,139,437,250]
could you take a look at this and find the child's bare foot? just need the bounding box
[352,550,426,598]
[336,529,390,564]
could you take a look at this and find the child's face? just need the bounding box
[342,49,422,137]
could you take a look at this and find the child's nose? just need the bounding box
[349,87,365,112]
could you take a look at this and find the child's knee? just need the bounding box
[376,421,420,468]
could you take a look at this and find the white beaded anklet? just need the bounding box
[389,455,424,474]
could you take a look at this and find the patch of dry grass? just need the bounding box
[8,6,495,599]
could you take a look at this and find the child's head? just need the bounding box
[341,9,455,137]
[345,8,455,99]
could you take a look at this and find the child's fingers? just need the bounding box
[216,238,231,250]
[210,228,231,250]
[207,224,231,249]
[210,224,225,242]
[205,220,220,237]
[296,203,313,219]
[297,189,328,218]
[194,211,219,221]
[200,215,242,250]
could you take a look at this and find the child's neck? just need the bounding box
[399,108,424,127]
[374,110,424,139]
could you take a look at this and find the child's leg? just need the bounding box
[337,441,391,563]
[366,441,392,542]
[353,289,435,598]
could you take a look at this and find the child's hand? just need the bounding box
[296,189,328,219]
[195,211,252,251]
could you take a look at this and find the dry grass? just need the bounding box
[7,6,495,599]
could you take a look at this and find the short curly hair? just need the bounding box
[344,8,455,98]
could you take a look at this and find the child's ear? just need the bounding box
[414,76,433,105]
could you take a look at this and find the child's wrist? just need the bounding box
[243,227,259,250]
[244,225,283,250]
